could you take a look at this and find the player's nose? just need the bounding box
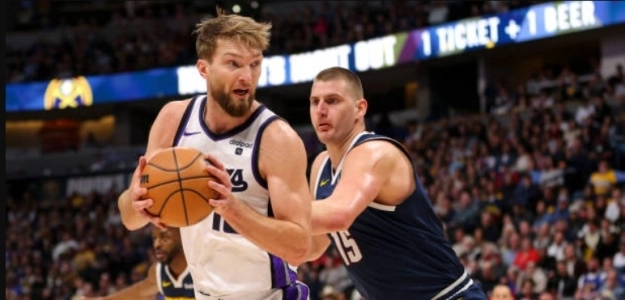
[237,67,253,84]
[313,101,328,116]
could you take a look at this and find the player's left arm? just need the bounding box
[311,141,397,235]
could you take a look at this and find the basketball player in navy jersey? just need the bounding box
[302,66,488,300]
[117,8,312,300]
[81,226,194,300]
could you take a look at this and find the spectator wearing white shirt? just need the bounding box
[52,232,79,262]
[532,92,554,109]
[575,98,595,125]
[613,237,625,272]
[547,231,568,262]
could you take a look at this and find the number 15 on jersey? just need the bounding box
[330,231,363,266]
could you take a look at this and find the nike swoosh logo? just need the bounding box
[162,281,172,287]
[183,131,201,136]
[320,179,330,187]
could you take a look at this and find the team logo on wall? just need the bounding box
[43,77,93,110]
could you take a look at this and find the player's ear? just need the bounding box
[196,59,209,79]
[355,98,368,118]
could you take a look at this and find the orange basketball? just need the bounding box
[140,147,218,227]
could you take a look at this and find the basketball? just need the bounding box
[139,147,218,227]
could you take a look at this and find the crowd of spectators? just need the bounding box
[485,60,625,117]
[7,64,625,300]
[6,0,547,84]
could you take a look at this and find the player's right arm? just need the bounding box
[118,99,190,231]
[81,263,159,300]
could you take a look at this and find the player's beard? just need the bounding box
[212,88,254,117]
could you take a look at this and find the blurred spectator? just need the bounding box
[513,237,541,272]
[575,257,604,299]
[600,269,625,300]
[614,238,625,271]
[516,278,539,300]
[608,64,625,97]
[546,260,577,299]
[589,159,625,196]
[427,1,449,25]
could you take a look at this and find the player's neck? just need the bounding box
[326,125,366,170]
[168,254,188,279]
[203,97,260,134]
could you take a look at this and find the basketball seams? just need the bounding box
[175,152,204,171]
[157,190,180,216]
[171,148,191,226]
[146,162,180,172]
[142,175,214,190]
[180,189,211,202]
[145,150,203,172]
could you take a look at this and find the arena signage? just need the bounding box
[417,0,615,58]
[176,35,401,93]
[6,1,625,112]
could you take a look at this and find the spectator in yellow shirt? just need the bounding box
[589,160,625,196]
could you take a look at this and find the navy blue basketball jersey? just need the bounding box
[156,263,195,300]
[313,132,476,300]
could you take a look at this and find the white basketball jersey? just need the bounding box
[173,96,298,297]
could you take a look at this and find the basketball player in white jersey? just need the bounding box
[81,226,194,300]
[117,8,312,300]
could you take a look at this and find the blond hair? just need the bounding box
[314,67,364,99]
[193,7,272,61]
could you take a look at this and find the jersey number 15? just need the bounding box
[330,231,362,266]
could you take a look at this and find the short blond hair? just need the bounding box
[193,8,272,61]
[314,67,364,99]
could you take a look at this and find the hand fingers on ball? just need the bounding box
[137,155,147,172]
[206,165,232,189]
[209,198,228,207]
[204,154,226,171]
[208,180,231,198]
[131,187,148,200]
[138,210,165,229]
[133,198,153,210]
